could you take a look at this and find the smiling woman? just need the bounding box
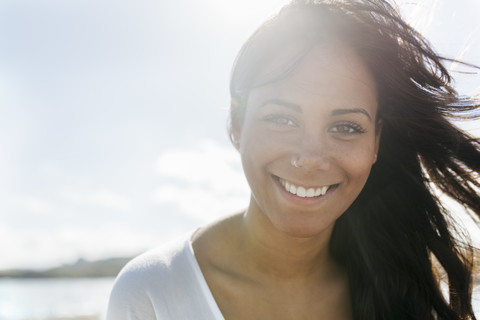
[235,42,380,238]
[107,1,480,319]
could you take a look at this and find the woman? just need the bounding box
[107,0,480,319]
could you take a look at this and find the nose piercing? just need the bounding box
[291,157,301,168]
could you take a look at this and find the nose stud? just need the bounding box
[291,156,301,168]
[291,152,331,170]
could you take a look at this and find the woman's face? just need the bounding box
[235,42,380,237]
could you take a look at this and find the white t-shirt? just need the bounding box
[106,232,225,320]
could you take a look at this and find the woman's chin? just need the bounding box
[272,218,336,239]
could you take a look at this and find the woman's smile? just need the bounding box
[273,174,338,199]
[278,176,330,197]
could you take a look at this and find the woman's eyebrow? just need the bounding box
[331,108,372,122]
[259,99,302,112]
[259,99,373,122]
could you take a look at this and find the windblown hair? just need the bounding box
[229,0,480,319]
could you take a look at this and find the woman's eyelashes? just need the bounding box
[260,109,368,138]
[329,122,366,135]
[262,114,298,128]
[263,114,366,135]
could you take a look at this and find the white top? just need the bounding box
[106,232,225,320]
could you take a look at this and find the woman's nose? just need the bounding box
[291,135,331,171]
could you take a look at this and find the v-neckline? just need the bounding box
[187,234,226,320]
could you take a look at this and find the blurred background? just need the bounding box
[0,0,479,319]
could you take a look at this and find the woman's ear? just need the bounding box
[229,98,243,150]
[230,128,241,150]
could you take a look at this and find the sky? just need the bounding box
[0,0,479,270]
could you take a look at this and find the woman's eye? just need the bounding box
[263,115,297,127]
[329,122,366,135]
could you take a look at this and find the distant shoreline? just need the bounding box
[42,317,99,320]
[0,256,132,279]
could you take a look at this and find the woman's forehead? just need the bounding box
[251,42,378,106]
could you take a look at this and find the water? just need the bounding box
[0,277,115,320]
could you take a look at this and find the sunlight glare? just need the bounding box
[203,0,289,26]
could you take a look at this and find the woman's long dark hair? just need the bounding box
[229,1,480,319]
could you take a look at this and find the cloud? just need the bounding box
[58,187,132,212]
[24,196,54,215]
[0,187,132,229]
[0,223,168,270]
[156,140,242,186]
[153,140,250,222]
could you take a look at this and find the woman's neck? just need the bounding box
[191,206,350,319]
[239,206,337,283]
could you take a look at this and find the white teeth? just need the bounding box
[306,188,315,197]
[289,184,297,194]
[321,186,328,195]
[279,178,330,198]
[297,187,306,197]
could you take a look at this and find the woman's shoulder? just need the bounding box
[110,232,197,299]
[107,232,196,319]
[107,230,229,319]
